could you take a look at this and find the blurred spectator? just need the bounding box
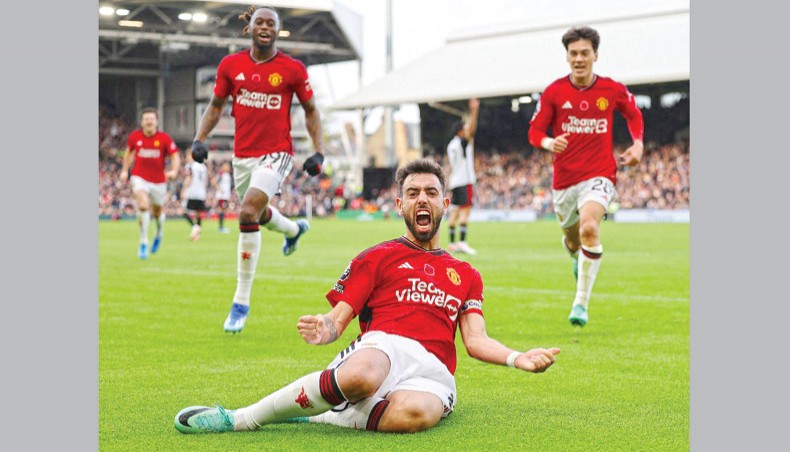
[101,106,689,219]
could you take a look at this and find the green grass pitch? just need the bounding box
[99,218,688,451]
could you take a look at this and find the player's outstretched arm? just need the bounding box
[466,98,480,138]
[120,147,134,182]
[297,301,355,345]
[191,94,227,164]
[166,151,181,181]
[301,97,324,176]
[194,94,226,143]
[618,139,644,167]
[459,312,560,373]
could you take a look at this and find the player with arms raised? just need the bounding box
[174,159,560,434]
[191,6,325,333]
[528,25,644,327]
[120,107,180,259]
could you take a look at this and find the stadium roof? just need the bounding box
[331,5,689,110]
[99,0,362,76]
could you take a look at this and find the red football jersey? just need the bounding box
[214,49,314,158]
[326,238,485,375]
[528,75,644,190]
[126,130,179,183]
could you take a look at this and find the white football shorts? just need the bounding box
[327,331,456,417]
[130,175,167,207]
[232,152,294,201]
[552,176,616,229]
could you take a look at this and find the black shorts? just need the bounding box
[451,185,474,207]
[186,199,207,212]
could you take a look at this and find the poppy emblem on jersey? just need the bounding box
[241,251,252,260]
[447,267,461,286]
[424,264,435,276]
[136,140,143,146]
[269,73,283,87]
[596,97,609,111]
[580,100,589,111]
[252,73,262,83]
[154,140,160,147]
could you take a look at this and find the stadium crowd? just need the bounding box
[99,107,689,219]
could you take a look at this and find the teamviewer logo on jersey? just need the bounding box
[395,278,463,321]
[236,88,282,110]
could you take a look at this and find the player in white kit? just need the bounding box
[181,155,210,241]
[214,162,232,233]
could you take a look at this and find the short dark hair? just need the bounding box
[562,25,600,52]
[139,107,158,119]
[452,119,465,135]
[395,159,446,195]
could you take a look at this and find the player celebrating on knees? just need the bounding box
[120,107,180,259]
[191,6,324,333]
[446,98,480,255]
[174,159,560,434]
[528,25,644,327]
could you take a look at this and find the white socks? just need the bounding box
[233,229,261,307]
[155,212,165,239]
[574,244,603,309]
[263,206,299,238]
[137,210,150,244]
[307,396,388,430]
[234,370,347,431]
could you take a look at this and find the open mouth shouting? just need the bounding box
[415,208,433,233]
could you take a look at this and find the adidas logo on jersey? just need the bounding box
[562,101,573,109]
[398,262,414,269]
[235,73,246,81]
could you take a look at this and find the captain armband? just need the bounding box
[460,300,483,314]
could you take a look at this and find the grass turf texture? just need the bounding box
[99,218,688,451]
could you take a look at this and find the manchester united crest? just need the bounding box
[447,267,461,286]
[269,73,283,87]
[596,97,609,111]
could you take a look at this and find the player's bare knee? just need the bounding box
[382,401,441,433]
[238,204,262,224]
[579,221,599,243]
[337,364,387,401]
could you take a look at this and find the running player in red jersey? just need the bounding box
[528,26,644,328]
[120,107,181,260]
[190,6,325,333]
[174,159,560,434]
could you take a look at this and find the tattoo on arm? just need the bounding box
[323,316,339,344]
